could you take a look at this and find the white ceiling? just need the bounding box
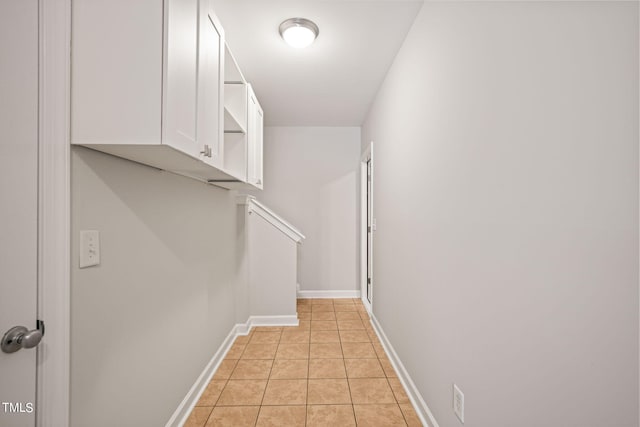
[213,0,424,126]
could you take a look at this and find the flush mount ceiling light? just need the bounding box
[279,18,319,48]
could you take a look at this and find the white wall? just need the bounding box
[253,127,361,292]
[248,211,297,317]
[362,2,639,426]
[70,147,238,427]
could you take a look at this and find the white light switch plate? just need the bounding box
[80,230,100,268]
[453,383,464,423]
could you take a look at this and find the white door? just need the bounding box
[0,1,41,425]
[366,158,373,304]
[360,143,373,311]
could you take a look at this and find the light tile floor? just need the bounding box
[184,298,423,426]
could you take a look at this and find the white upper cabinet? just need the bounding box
[71,0,262,188]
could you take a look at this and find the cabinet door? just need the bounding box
[72,0,163,145]
[247,86,264,188]
[163,0,201,157]
[198,2,224,168]
[247,88,256,183]
[254,102,264,188]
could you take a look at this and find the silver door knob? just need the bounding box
[1,325,43,354]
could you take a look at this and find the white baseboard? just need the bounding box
[370,314,440,427]
[166,315,299,427]
[297,290,361,299]
[164,324,241,427]
[247,315,299,328]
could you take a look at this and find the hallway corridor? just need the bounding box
[184,298,422,426]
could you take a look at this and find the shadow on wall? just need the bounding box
[72,146,238,324]
[74,147,232,262]
[70,146,238,427]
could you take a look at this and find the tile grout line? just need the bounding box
[334,300,359,426]
[202,332,246,427]
[254,327,282,426]
[201,406,214,427]
[198,358,233,427]
[367,307,409,427]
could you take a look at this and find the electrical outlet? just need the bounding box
[453,383,464,423]
[80,230,100,268]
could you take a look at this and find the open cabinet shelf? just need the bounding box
[223,48,248,135]
[220,43,250,186]
[224,102,246,134]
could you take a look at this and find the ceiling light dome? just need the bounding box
[279,18,319,48]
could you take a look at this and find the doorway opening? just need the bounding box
[360,142,373,313]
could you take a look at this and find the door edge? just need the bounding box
[36,0,71,425]
[360,141,373,314]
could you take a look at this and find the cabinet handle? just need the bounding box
[201,145,213,158]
